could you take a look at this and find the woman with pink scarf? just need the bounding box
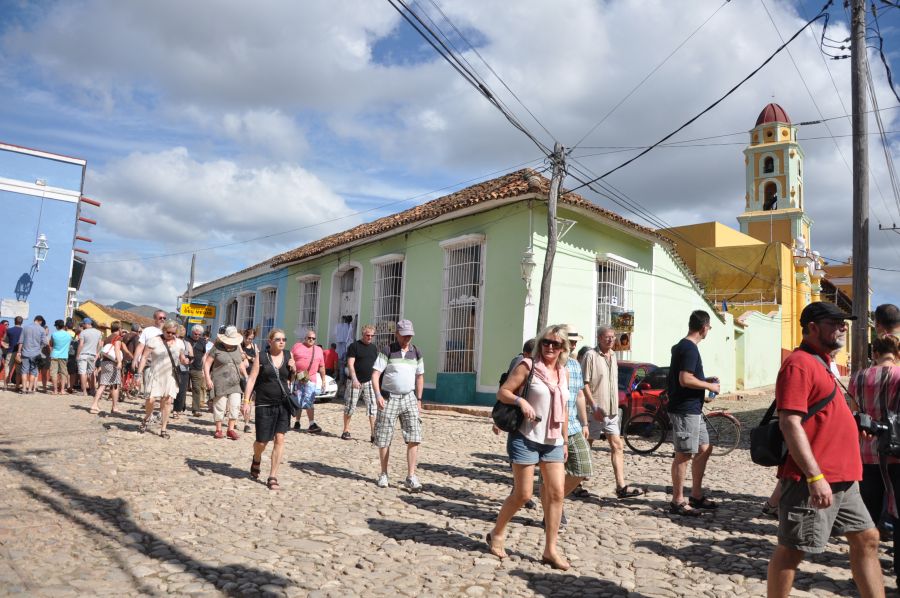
[488,324,570,570]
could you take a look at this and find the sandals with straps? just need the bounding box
[670,501,702,517]
[688,495,718,510]
[616,485,644,499]
[250,459,261,480]
[159,430,170,439]
[267,477,280,491]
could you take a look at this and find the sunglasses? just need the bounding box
[272,337,286,342]
[540,338,563,349]
[306,336,316,341]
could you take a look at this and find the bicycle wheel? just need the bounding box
[623,412,667,454]
[705,412,741,456]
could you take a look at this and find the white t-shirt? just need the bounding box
[138,326,162,345]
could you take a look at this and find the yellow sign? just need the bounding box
[180,303,216,318]
[186,317,204,324]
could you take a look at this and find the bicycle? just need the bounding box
[622,391,741,456]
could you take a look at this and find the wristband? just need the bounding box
[806,473,825,484]
[514,397,521,406]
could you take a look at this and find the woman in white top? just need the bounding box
[137,320,189,438]
[488,324,570,570]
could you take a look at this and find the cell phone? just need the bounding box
[534,415,543,422]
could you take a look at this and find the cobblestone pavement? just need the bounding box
[0,389,894,597]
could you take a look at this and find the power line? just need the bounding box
[870,0,900,104]
[570,0,836,192]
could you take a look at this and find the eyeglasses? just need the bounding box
[164,331,176,336]
[272,337,286,342]
[306,336,316,341]
[540,338,563,349]
[156,316,166,321]
[363,333,374,337]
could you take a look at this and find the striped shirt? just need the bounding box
[849,365,900,465]
[565,357,584,436]
[373,342,424,395]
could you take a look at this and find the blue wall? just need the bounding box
[0,149,84,192]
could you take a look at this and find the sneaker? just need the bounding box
[293,421,302,431]
[376,473,389,488]
[243,424,251,433]
[340,431,351,440]
[226,429,240,441]
[761,501,778,519]
[308,422,322,433]
[405,475,423,492]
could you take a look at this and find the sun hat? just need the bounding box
[567,326,583,341]
[217,325,243,346]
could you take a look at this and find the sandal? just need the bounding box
[616,485,644,499]
[266,477,280,491]
[159,430,170,439]
[572,485,591,499]
[250,459,261,480]
[138,419,148,434]
[688,495,718,510]
[670,501,702,517]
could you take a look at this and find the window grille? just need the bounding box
[240,294,256,331]
[260,288,277,342]
[596,258,633,331]
[225,299,238,326]
[373,260,403,349]
[341,270,355,293]
[440,242,482,373]
[298,279,319,334]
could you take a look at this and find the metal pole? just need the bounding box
[536,143,565,334]
[850,0,869,372]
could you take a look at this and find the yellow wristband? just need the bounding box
[806,473,825,484]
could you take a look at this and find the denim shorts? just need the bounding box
[507,430,565,465]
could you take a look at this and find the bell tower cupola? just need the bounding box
[737,103,812,248]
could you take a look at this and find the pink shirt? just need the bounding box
[290,342,324,383]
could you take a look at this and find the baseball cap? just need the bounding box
[799,301,857,327]
[83,318,93,325]
[396,319,415,336]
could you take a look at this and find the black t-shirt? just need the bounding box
[190,339,208,371]
[666,338,705,415]
[347,340,379,383]
[255,350,291,407]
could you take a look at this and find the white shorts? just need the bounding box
[588,411,621,439]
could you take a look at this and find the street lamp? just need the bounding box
[521,248,536,305]
[33,234,49,270]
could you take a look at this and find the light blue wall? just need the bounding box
[0,148,84,192]
[190,266,288,342]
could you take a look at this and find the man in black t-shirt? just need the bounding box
[341,324,380,442]
[666,310,720,517]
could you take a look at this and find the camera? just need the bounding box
[855,412,890,436]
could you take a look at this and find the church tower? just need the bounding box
[736,103,812,248]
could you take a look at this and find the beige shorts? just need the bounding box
[777,478,873,553]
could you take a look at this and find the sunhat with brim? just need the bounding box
[217,326,243,346]
[567,327,583,341]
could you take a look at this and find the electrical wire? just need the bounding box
[870,1,900,104]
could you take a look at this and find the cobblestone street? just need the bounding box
[0,389,893,597]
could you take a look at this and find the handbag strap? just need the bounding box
[160,336,178,372]
[269,351,289,396]
[518,358,537,402]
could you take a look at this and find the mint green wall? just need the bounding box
[736,309,781,389]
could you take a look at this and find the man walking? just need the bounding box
[667,310,720,516]
[290,328,326,433]
[188,324,211,417]
[16,315,48,393]
[581,325,643,499]
[767,301,883,597]
[76,318,102,397]
[371,319,424,491]
[558,328,591,529]
[341,324,379,442]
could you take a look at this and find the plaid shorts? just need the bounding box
[344,380,377,417]
[565,431,593,478]
[373,391,422,448]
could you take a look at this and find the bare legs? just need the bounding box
[671,444,712,505]
[252,432,286,481]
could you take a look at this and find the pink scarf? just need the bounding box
[526,358,567,440]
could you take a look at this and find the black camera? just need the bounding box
[855,412,890,436]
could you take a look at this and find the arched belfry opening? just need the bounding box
[763,156,774,174]
[763,182,778,210]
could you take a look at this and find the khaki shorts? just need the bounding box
[777,478,874,554]
[49,358,69,379]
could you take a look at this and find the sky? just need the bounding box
[1,0,899,310]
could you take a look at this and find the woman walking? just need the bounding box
[204,326,247,440]
[850,334,900,585]
[241,328,258,433]
[243,328,296,491]
[171,325,192,419]
[488,324,570,570]
[137,320,188,438]
[89,321,124,415]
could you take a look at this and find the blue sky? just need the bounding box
[1,0,898,309]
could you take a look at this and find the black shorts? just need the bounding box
[255,403,292,443]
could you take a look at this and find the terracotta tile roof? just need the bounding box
[270,169,664,266]
[101,305,155,328]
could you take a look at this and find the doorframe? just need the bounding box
[327,260,363,345]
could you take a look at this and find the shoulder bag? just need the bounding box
[269,351,298,417]
[492,359,537,433]
[749,351,837,467]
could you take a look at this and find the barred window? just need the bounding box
[225,299,238,327]
[260,288,277,341]
[596,256,634,331]
[373,259,403,349]
[298,278,319,335]
[440,237,483,373]
[239,293,255,331]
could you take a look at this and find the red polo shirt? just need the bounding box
[775,344,861,483]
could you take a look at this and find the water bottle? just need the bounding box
[706,376,719,400]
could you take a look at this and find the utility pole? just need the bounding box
[179,253,196,325]
[536,142,565,334]
[850,0,869,372]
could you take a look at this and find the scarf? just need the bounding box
[528,358,567,440]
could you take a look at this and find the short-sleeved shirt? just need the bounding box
[50,330,72,359]
[347,340,379,383]
[78,327,102,358]
[5,326,23,356]
[207,345,244,396]
[190,339,212,371]
[138,326,162,346]
[581,349,618,416]
[290,342,324,383]
[565,358,584,436]
[19,322,48,358]
[373,342,424,395]
[849,365,900,465]
[776,344,861,483]
[323,348,338,371]
[667,338,705,415]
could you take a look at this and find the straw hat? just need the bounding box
[217,325,243,346]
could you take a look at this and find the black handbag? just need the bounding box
[492,360,536,433]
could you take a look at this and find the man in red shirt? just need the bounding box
[767,301,883,598]
[323,343,339,379]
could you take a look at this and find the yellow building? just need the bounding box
[662,103,855,372]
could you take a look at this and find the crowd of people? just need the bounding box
[3,300,900,595]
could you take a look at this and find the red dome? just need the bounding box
[755,103,791,126]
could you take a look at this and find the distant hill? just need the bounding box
[110,301,177,320]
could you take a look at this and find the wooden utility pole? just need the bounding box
[850,0,869,373]
[536,142,565,334]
